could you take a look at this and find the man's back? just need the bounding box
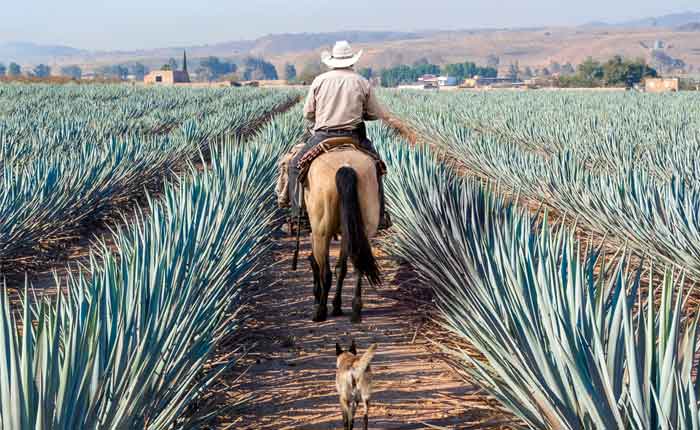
[303,69,382,132]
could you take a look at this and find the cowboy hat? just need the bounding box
[321,41,363,69]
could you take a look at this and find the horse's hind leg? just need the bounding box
[351,274,363,324]
[311,233,331,322]
[332,250,348,316]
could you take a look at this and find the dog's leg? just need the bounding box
[332,250,348,316]
[362,399,370,430]
[351,274,363,324]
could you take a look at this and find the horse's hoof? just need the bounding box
[312,305,328,322]
[331,306,344,317]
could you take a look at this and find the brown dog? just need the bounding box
[336,340,378,430]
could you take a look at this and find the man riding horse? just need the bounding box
[277,41,388,323]
[278,40,389,229]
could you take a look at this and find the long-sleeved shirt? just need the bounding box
[303,69,384,131]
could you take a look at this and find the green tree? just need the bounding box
[0,63,5,76]
[130,63,148,80]
[99,64,129,80]
[199,57,236,81]
[33,64,51,78]
[507,62,520,80]
[60,65,82,79]
[8,62,21,76]
[284,63,297,81]
[242,57,278,80]
[561,63,576,75]
[486,55,500,68]
[578,57,604,81]
[358,67,373,80]
[298,61,323,84]
[161,64,172,71]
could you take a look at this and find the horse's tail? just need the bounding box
[336,167,381,287]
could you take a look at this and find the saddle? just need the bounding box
[297,137,387,184]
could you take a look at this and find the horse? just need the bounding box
[301,148,382,324]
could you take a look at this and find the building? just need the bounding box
[462,76,524,89]
[144,51,190,84]
[644,77,680,93]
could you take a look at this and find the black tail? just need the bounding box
[336,167,381,287]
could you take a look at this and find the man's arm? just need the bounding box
[303,84,316,122]
[363,85,384,121]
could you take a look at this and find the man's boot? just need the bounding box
[377,175,392,230]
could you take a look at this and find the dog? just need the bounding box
[335,340,378,430]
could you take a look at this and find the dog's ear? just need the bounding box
[349,339,357,355]
[336,343,343,356]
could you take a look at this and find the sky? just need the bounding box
[1,0,697,50]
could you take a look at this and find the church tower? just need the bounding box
[182,50,188,73]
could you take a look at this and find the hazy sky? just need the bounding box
[1,0,697,50]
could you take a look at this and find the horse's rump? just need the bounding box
[305,149,380,238]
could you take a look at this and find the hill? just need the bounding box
[1,13,699,75]
[0,41,86,63]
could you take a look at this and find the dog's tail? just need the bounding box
[336,167,381,287]
[353,343,378,375]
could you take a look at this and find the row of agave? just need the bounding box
[0,84,285,159]
[379,90,700,279]
[0,85,301,269]
[381,90,700,179]
[373,121,700,429]
[0,105,306,429]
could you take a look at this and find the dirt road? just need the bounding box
[207,229,506,430]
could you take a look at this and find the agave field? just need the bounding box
[0,83,304,428]
[2,81,700,429]
[0,84,299,271]
[375,90,700,429]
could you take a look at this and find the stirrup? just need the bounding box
[378,210,393,230]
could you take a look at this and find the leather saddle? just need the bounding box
[297,137,386,183]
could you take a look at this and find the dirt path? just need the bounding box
[207,230,500,430]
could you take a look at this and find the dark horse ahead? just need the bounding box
[295,148,381,324]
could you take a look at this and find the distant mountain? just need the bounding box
[249,31,427,56]
[622,11,700,28]
[0,41,85,63]
[585,11,700,29]
[677,22,700,31]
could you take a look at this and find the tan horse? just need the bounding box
[303,149,381,323]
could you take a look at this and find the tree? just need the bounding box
[242,57,278,81]
[168,57,178,70]
[578,57,604,81]
[60,65,82,79]
[486,55,500,68]
[161,64,172,71]
[522,66,534,79]
[33,64,51,78]
[8,62,21,76]
[298,61,323,84]
[130,63,148,80]
[0,63,5,76]
[99,64,129,80]
[284,63,297,81]
[561,63,576,75]
[358,67,373,80]
[507,62,520,80]
[199,57,236,81]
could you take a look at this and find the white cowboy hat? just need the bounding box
[321,41,363,69]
